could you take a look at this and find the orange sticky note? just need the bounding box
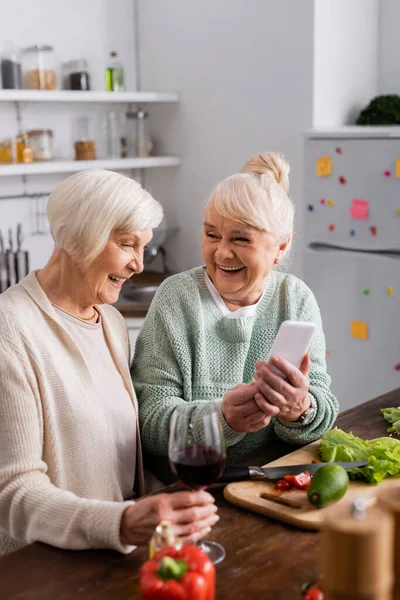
[316,156,332,177]
[350,199,369,220]
[351,320,368,340]
[396,158,400,178]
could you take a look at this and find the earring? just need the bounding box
[274,253,281,264]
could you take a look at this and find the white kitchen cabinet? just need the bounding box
[124,317,145,360]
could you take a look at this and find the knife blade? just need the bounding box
[218,461,368,483]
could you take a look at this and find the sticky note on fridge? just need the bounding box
[350,199,369,220]
[351,320,368,340]
[316,156,332,177]
[396,158,400,178]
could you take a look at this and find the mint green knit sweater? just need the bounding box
[131,267,338,464]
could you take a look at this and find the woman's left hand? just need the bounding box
[253,354,311,422]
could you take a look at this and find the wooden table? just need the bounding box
[1,388,399,599]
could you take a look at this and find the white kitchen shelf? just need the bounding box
[0,156,180,177]
[0,90,179,103]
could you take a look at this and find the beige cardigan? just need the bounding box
[0,272,144,555]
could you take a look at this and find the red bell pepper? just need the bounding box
[140,545,215,600]
[284,471,312,490]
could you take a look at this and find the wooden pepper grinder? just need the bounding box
[377,486,400,600]
[321,498,394,600]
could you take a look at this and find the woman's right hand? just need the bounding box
[221,382,280,433]
[120,490,219,546]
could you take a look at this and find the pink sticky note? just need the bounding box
[350,199,369,220]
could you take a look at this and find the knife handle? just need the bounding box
[218,466,250,483]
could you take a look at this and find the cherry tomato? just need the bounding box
[302,586,324,600]
[275,479,292,491]
[284,471,311,490]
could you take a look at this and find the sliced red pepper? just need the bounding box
[284,471,311,490]
[275,479,292,491]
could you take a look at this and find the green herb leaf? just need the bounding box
[381,407,400,435]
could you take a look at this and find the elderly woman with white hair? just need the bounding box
[132,152,339,484]
[0,169,218,556]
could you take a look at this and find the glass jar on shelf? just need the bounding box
[0,138,13,163]
[62,59,90,91]
[126,108,153,158]
[21,45,57,90]
[1,42,22,89]
[27,129,53,161]
[73,116,96,160]
[16,133,33,163]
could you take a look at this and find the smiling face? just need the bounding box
[83,228,153,305]
[202,207,289,309]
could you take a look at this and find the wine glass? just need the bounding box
[168,402,227,564]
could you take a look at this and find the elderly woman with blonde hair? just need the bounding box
[132,152,339,483]
[0,169,218,556]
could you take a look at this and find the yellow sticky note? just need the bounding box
[397,209,400,216]
[326,200,335,206]
[396,158,400,178]
[316,156,332,177]
[387,286,394,296]
[351,320,368,340]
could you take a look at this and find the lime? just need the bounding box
[307,464,349,508]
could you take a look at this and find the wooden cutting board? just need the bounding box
[223,440,400,530]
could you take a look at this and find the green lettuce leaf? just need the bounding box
[381,407,400,435]
[319,428,400,484]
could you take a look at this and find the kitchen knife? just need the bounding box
[0,230,7,293]
[6,228,16,288]
[15,223,29,283]
[218,461,368,483]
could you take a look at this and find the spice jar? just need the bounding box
[16,133,33,163]
[62,59,90,91]
[0,138,13,163]
[1,42,22,89]
[27,130,53,161]
[73,116,96,160]
[21,45,57,90]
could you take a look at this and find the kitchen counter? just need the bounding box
[1,388,399,599]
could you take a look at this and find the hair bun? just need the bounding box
[241,151,290,193]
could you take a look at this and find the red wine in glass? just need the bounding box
[168,403,227,564]
[171,446,226,490]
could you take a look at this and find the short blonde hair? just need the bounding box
[205,151,294,248]
[47,169,163,268]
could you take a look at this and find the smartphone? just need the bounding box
[267,320,316,377]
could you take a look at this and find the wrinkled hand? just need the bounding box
[120,491,219,546]
[221,382,280,433]
[253,354,311,422]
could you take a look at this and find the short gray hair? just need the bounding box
[47,169,163,268]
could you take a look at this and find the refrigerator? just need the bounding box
[304,128,400,410]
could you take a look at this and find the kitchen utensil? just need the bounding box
[219,460,368,483]
[6,228,16,288]
[223,440,400,530]
[322,502,394,600]
[15,223,29,282]
[0,230,8,293]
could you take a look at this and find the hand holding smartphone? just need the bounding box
[267,320,316,378]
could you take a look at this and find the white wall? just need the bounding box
[0,0,136,270]
[138,0,315,278]
[313,0,379,127]
[378,0,400,94]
